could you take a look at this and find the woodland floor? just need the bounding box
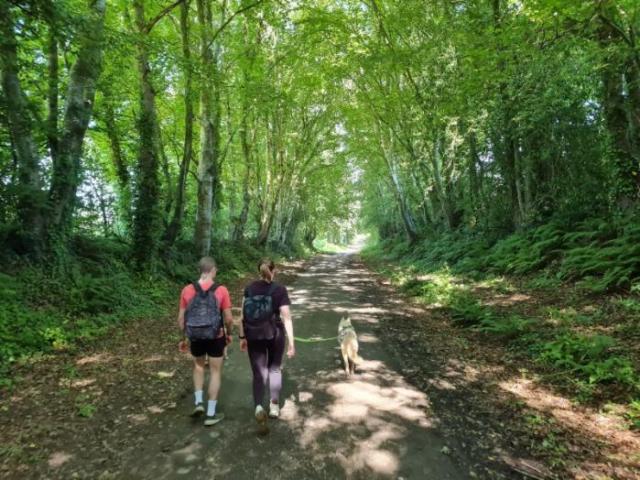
[1,252,639,479]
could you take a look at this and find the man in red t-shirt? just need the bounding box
[178,256,233,426]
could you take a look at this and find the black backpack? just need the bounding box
[185,283,222,341]
[242,283,278,341]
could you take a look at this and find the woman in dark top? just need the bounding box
[239,258,295,423]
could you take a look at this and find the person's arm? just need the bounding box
[280,305,295,358]
[239,298,248,352]
[178,307,186,331]
[223,308,233,335]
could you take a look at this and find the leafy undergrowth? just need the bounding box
[374,215,640,293]
[0,235,295,386]
[362,223,640,430]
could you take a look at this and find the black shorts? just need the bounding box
[190,336,226,358]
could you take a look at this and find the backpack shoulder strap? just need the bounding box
[267,282,277,296]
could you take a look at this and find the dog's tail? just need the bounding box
[347,344,364,364]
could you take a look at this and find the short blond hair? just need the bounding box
[198,256,217,274]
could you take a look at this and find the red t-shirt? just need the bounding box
[180,280,232,338]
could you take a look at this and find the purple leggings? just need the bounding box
[247,325,285,407]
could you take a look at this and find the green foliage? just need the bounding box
[365,237,640,401]
[449,292,493,327]
[626,400,640,430]
[488,223,565,275]
[535,334,636,387]
[77,403,97,418]
[375,215,640,294]
[476,315,535,339]
[0,236,277,381]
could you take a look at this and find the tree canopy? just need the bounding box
[1,0,639,266]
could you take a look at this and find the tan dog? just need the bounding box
[338,316,363,375]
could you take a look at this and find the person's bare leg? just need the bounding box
[204,356,224,424]
[191,356,206,416]
[193,356,206,391]
[207,356,223,401]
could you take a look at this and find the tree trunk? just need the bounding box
[102,97,131,226]
[47,0,107,245]
[165,0,194,246]
[596,12,640,204]
[0,2,45,252]
[431,133,457,230]
[131,0,161,267]
[256,173,283,246]
[379,133,418,243]
[233,111,252,242]
[47,19,59,165]
[194,0,223,257]
[491,0,521,228]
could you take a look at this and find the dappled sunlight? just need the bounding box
[75,353,113,366]
[500,378,640,468]
[70,378,96,388]
[141,354,167,363]
[282,352,440,477]
[482,293,532,307]
[357,332,379,343]
[127,413,149,424]
[334,306,386,316]
[48,452,73,468]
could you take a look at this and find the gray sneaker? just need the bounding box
[203,412,224,427]
[255,405,267,425]
[191,403,205,417]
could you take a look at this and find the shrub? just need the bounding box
[476,315,535,339]
[536,333,636,387]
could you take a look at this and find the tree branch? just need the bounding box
[145,0,186,34]
[207,0,266,48]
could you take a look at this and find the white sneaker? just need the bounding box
[268,403,280,419]
[255,405,267,425]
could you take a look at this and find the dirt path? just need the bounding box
[2,253,473,479]
[124,253,463,479]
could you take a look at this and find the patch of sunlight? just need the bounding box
[501,455,552,479]
[76,353,112,366]
[71,378,96,388]
[48,451,72,468]
[299,417,333,447]
[334,306,386,315]
[428,378,457,390]
[337,422,404,476]
[298,391,314,402]
[147,405,164,414]
[326,380,431,427]
[157,370,175,379]
[340,285,363,293]
[280,398,300,422]
[357,333,380,344]
[172,442,203,459]
[499,379,640,461]
[127,413,148,424]
[142,355,166,363]
[482,292,531,307]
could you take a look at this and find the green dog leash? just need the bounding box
[294,335,338,343]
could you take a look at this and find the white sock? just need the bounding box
[207,400,217,416]
[194,390,203,405]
